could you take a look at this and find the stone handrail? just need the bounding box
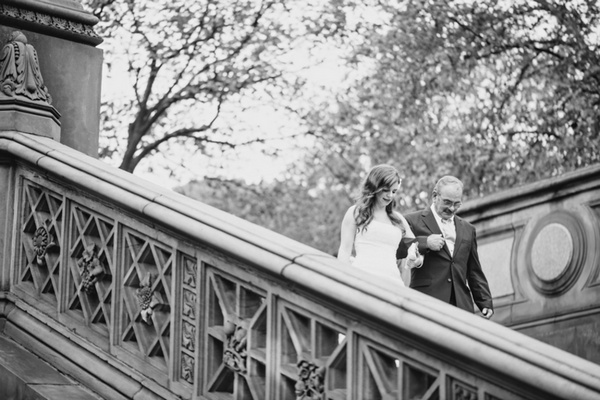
[1,131,600,400]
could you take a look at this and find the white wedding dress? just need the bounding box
[352,220,405,285]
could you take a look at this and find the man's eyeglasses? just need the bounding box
[438,197,462,209]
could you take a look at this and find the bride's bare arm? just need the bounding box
[337,206,357,264]
[398,213,415,239]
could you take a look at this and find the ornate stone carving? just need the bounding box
[182,321,195,351]
[180,256,197,385]
[0,30,60,138]
[222,320,248,373]
[77,244,106,292]
[181,353,194,384]
[136,273,165,324]
[0,5,102,45]
[0,31,52,104]
[295,360,325,400]
[32,219,56,266]
[182,288,196,318]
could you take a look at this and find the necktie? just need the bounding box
[440,219,456,255]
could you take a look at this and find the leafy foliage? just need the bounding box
[83,0,346,173]
[302,0,600,208]
[175,174,351,255]
[88,0,600,255]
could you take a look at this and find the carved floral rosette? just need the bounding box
[136,273,166,324]
[32,219,56,266]
[76,244,105,292]
[223,320,248,373]
[295,359,325,400]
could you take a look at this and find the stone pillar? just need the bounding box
[0,30,61,139]
[0,0,103,157]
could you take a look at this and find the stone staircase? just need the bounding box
[0,334,101,400]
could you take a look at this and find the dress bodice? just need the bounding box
[352,220,405,284]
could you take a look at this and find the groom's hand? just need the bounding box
[427,234,445,251]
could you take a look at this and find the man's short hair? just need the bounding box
[433,176,463,195]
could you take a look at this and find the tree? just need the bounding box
[83,0,345,174]
[180,0,600,254]
[175,172,351,255]
[300,0,600,208]
[85,0,600,255]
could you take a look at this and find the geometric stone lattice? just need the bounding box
[358,342,440,400]
[278,304,346,399]
[67,203,115,337]
[205,269,267,399]
[18,180,64,305]
[120,228,173,371]
[404,361,439,400]
[180,255,198,385]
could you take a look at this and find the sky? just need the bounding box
[99,54,342,189]
[127,51,350,188]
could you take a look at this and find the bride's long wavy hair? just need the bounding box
[354,164,404,233]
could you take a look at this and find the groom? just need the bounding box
[398,176,493,318]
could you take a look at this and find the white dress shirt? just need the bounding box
[430,204,456,256]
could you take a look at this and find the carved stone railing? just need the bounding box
[1,132,600,400]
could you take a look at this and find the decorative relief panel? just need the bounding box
[0,31,53,104]
[67,203,115,337]
[120,228,173,371]
[0,5,102,44]
[18,180,64,305]
[205,268,267,399]
[180,255,198,385]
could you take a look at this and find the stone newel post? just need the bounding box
[0,30,61,140]
[0,0,103,157]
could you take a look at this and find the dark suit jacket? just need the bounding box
[399,208,493,313]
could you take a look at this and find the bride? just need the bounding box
[337,164,422,286]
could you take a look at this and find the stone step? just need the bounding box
[0,335,102,400]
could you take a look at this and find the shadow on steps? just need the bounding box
[0,335,101,400]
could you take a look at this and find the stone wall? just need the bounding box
[460,164,600,363]
[4,131,596,399]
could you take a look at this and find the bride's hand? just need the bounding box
[406,243,423,269]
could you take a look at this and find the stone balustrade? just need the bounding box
[1,131,600,399]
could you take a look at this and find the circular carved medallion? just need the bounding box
[530,223,573,281]
[527,211,585,295]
